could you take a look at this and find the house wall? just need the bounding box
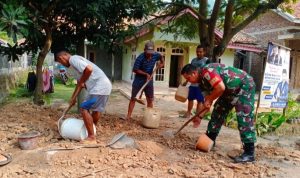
[289,40,300,90]
[86,45,122,81]
[153,28,200,43]
[122,32,153,83]
[234,51,265,91]
[122,29,193,87]
[122,45,133,82]
[123,28,240,88]
[245,52,265,91]
[244,11,295,46]
[220,49,235,66]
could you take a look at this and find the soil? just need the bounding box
[0,91,300,177]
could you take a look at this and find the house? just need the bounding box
[122,8,263,88]
[243,3,300,91]
[84,42,122,81]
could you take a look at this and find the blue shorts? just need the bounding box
[188,86,204,102]
[131,79,154,99]
[80,95,109,112]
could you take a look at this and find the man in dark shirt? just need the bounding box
[124,41,164,120]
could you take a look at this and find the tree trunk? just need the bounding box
[111,52,115,82]
[33,26,52,105]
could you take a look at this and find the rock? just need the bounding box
[266,171,272,177]
[259,173,264,178]
[168,168,175,174]
[225,163,243,170]
[50,139,58,143]
[123,163,129,169]
[88,159,94,164]
[217,160,225,164]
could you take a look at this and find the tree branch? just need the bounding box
[27,1,40,12]
[208,0,221,50]
[199,0,208,46]
[209,0,222,26]
[44,0,61,17]
[223,0,234,39]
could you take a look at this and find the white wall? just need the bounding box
[220,49,235,66]
[122,45,134,82]
[153,29,200,44]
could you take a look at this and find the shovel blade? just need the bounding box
[135,98,146,105]
[161,130,175,139]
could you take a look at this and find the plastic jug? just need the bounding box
[175,85,189,102]
[142,108,161,129]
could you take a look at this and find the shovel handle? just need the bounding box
[174,108,209,136]
[174,117,195,135]
[57,105,73,135]
[136,64,159,98]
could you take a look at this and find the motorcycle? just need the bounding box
[58,66,68,85]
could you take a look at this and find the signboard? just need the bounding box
[259,43,290,108]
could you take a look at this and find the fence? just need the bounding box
[0,53,29,103]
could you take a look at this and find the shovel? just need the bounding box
[57,105,73,135]
[135,64,159,105]
[163,108,208,138]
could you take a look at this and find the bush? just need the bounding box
[203,109,286,136]
[256,111,286,136]
[286,96,300,119]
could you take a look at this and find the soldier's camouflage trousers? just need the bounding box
[207,76,256,144]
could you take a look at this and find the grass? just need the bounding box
[8,77,75,104]
[45,78,75,103]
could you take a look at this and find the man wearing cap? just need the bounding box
[124,41,164,120]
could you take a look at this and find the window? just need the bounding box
[155,47,165,81]
[171,48,184,54]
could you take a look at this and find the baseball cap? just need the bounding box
[144,41,155,54]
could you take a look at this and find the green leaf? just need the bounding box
[272,115,286,128]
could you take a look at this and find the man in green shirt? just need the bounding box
[181,63,256,163]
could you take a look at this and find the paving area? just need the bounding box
[0,82,299,177]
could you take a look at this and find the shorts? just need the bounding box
[188,86,204,102]
[131,79,154,99]
[80,95,109,112]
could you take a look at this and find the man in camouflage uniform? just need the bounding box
[181,63,256,163]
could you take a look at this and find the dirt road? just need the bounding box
[0,92,300,177]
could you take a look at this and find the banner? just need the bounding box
[259,43,290,108]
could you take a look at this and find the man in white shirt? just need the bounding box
[55,50,112,144]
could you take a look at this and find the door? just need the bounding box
[169,55,179,87]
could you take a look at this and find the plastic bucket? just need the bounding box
[195,134,214,152]
[142,108,161,129]
[59,118,96,141]
[18,131,40,150]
